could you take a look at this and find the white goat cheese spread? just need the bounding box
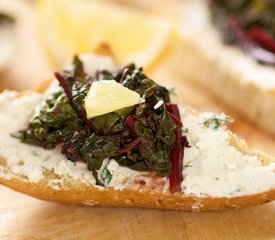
[181,110,275,197]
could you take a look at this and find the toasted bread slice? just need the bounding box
[177,0,275,137]
[0,54,274,211]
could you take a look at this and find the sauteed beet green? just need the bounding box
[210,0,275,65]
[14,57,187,192]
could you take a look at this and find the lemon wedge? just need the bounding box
[85,80,143,118]
[36,0,173,70]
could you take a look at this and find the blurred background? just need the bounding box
[0,0,179,90]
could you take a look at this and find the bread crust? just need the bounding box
[1,175,275,211]
[177,0,275,137]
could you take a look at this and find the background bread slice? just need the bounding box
[177,0,275,137]
[0,80,274,211]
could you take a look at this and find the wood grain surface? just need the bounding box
[0,1,275,240]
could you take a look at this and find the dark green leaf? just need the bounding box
[91,107,132,133]
[80,133,120,171]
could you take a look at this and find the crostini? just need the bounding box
[0,53,274,211]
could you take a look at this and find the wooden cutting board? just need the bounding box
[0,1,275,240]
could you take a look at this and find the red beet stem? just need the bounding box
[118,137,142,154]
[166,103,184,193]
[168,112,183,128]
[229,17,275,65]
[249,27,275,53]
[54,72,72,99]
[125,115,136,129]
